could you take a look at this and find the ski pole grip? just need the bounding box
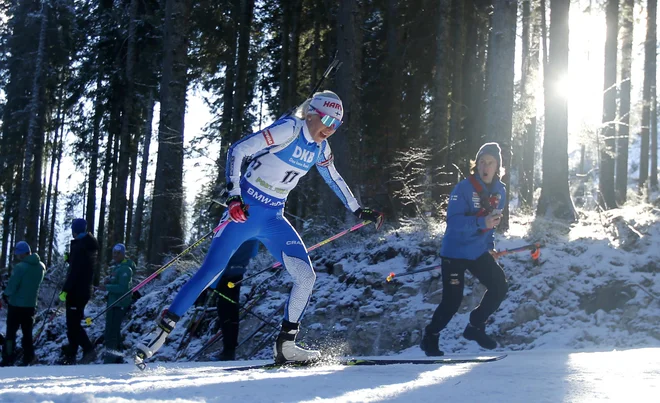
[85,317,92,326]
[227,281,236,289]
[386,272,395,282]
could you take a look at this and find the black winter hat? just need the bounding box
[476,142,502,168]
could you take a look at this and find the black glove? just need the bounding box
[354,207,384,230]
[1,293,8,305]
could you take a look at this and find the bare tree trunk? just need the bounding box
[652,91,658,189]
[40,97,63,258]
[114,0,140,245]
[288,0,302,107]
[599,0,618,209]
[231,0,256,140]
[126,129,139,247]
[107,111,120,253]
[288,0,304,226]
[460,0,479,154]
[537,0,577,221]
[467,2,490,166]
[383,0,405,216]
[279,2,291,115]
[310,1,321,94]
[484,0,517,228]
[334,0,363,210]
[148,0,191,265]
[131,94,155,261]
[16,2,49,243]
[47,121,64,267]
[87,70,104,235]
[447,0,465,167]
[520,0,540,208]
[616,0,634,204]
[96,129,114,285]
[640,0,657,190]
[215,0,238,191]
[0,178,15,268]
[38,154,47,257]
[430,0,452,195]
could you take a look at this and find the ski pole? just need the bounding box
[33,264,68,345]
[239,301,286,351]
[84,220,231,326]
[212,289,279,330]
[493,242,541,260]
[309,52,341,96]
[189,291,267,361]
[386,264,442,282]
[246,325,280,359]
[386,243,542,282]
[227,221,372,289]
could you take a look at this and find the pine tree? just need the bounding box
[537,0,577,221]
[148,0,192,265]
[484,0,517,228]
[640,0,657,190]
[599,0,618,209]
[520,0,541,208]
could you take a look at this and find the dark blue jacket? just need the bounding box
[440,176,506,260]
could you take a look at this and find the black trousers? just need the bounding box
[215,274,242,350]
[427,252,508,333]
[65,299,93,357]
[3,305,36,362]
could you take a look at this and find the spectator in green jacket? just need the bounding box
[1,241,45,366]
[103,243,134,364]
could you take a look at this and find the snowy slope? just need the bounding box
[2,199,659,372]
[0,348,658,402]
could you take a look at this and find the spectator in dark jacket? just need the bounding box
[1,241,45,366]
[60,218,99,364]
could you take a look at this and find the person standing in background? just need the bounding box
[60,218,99,365]
[103,243,134,364]
[1,241,45,366]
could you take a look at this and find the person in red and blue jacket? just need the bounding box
[421,142,508,356]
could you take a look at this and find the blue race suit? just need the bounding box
[168,115,361,323]
[209,239,260,288]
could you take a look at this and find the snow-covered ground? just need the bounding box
[1,193,660,402]
[0,348,658,402]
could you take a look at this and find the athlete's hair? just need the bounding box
[293,90,341,119]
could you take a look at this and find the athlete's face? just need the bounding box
[478,154,498,184]
[306,113,337,144]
